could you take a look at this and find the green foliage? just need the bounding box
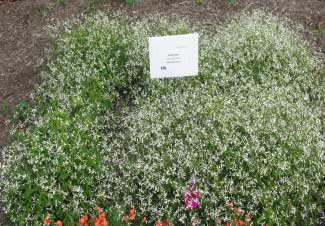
[227,0,238,6]
[195,0,205,5]
[314,25,325,41]
[0,101,10,116]
[0,13,190,226]
[57,0,67,6]
[125,0,137,4]
[103,12,324,225]
[1,10,324,226]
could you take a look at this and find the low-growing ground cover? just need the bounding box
[1,10,324,226]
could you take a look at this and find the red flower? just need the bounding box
[155,220,164,226]
[79,215,89,226]
[55,220,63,226]
[238,219,245,226]
[94,211,108,226]
[232,219,246,226]
[43,217,51,225]
[129,208,135,220]
[99,212,105,219]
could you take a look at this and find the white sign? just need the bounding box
[149,33,199,79]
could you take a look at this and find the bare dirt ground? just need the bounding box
[0,0,324,224]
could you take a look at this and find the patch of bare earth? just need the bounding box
[106,0,325,52]
[0,0,101,223]
[0,0,99,160]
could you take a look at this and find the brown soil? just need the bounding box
[0,0,89,159]
[0,0,324,224]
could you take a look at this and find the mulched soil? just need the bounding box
[0,0,324,224]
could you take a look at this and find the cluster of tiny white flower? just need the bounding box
[0,12,192,225]
[102,12,324,225]
[0,11,323,226]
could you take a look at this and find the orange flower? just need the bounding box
[99,212,106,219]
[129,208,135,220]
[226,200,233,209]
[101,217,108,225]
[231,219,246,226]
[94,211,108,226]
[97,206,103,213]
[95,218,101,226]
[101,220,108,226]
[225,223,230,226]
[43,217,51,225]
[79,215,89,226]
[155,220,164,226]
[79,218,85,225]
[55,220,63,226]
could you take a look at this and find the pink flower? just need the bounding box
[183,188,201,210]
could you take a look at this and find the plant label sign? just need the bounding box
[149,33,199,79]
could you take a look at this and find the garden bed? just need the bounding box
[2,1,324,225]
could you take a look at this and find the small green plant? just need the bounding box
[57,0,67,6]
[195,0,205,5]
[314,24,325,41]
[227,0,238,6]
[0,102,10,116]
[125,0,137,5]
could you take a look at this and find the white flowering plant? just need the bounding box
[102,12,324,225]
[0,11,324,226]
